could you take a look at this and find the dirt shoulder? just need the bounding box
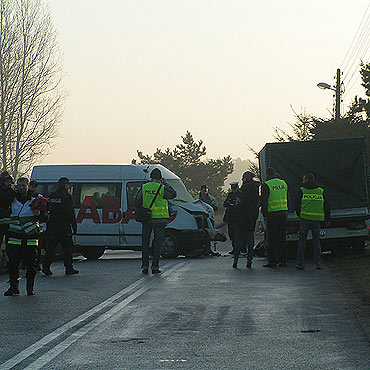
[325,245,370,343]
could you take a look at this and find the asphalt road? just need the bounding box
[0,240,369,370]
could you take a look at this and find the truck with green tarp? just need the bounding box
[258,137,369,254]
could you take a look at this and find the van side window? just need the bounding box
[126,181,147,209]
[79,184,122,209]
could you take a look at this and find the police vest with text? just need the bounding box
[142,182,169,219]
[300,187,325,221]
[265,178,288,212]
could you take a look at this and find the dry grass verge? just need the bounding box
[325,244,370,343]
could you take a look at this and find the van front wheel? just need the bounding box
[79,246,105,260]
[161,232,179,258]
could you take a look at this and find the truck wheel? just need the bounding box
[79,246,105,260]
[161,232,179,258]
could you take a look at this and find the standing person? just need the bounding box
[261,167,288,268]
[135,168,176,274]
[295,173,330,270]
[0,171,13,247]
[42,177,79,276]
[232,172,260,269]
[1,178,46,296]
[223,182,241,255]
[29,180,47,271]
[194,185,219,212]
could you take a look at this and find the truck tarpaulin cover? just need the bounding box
[259,137,369,210]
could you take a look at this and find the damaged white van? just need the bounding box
[31,164,224,259]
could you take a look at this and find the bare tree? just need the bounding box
[0,0,65,177]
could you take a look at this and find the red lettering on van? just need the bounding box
[102,196,122,224]
[77,196,101,224]
[121,208,136,224]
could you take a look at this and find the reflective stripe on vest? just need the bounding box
[265,179,288,212]
[8,198,39,236]
[142,182,169,219]
[0,217,11,224]
[300,187,325,221]
[8,237,38,246]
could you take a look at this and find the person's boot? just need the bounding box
[4,282,20,296]
[42,265,53,276]
[65,266,79,275]
[26,278,35,296]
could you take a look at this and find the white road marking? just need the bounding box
[0,262,185,370]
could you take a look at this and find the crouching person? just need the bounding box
[2,178,47,296]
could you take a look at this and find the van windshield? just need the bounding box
[166,179,194,203]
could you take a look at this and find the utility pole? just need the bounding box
[317,69,343,120]
[335,68,341,121]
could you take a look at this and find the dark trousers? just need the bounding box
[266,213,287,264]
[141,223,165,270]
[43,234,74,269]
[7,242,37,284]
[36,233,47,266]
[0,224,9,246]
[234,227,254,263]
[227,222,236,251]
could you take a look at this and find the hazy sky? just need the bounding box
[42,0,370,165]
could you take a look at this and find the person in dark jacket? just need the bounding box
[232,171,260,269]
[0,171,13,248]
[42,177,79,276]
[223,182,241,255]
[295,173,330,270]
[260,167,288,268]
[29,180,46,271]
[135,168,177,274]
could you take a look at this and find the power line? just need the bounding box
[340,1,370,70]
[343,13,370,82]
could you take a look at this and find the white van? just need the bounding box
[31,164,223,259]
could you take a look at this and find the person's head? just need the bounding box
[230,182,239,192]
[0,171,13,188]
[16,177,29,195]
[242,171,255,183]
[58,177,70,191]
[29,180,38,194]
[200,185,208,195]
[302,173,315,184]
[150,168,162,180]
[266,167,277,180]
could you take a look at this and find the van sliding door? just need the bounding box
[119,181,146,247]
[74,183,121,248]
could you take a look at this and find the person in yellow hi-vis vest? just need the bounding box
[135,168,176,274]
[261,167,288,268]
[0,178,47,296]
[295,173,330,270]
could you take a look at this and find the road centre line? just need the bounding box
[1,262,185,370]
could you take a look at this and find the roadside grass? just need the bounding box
[326,244,370,303]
